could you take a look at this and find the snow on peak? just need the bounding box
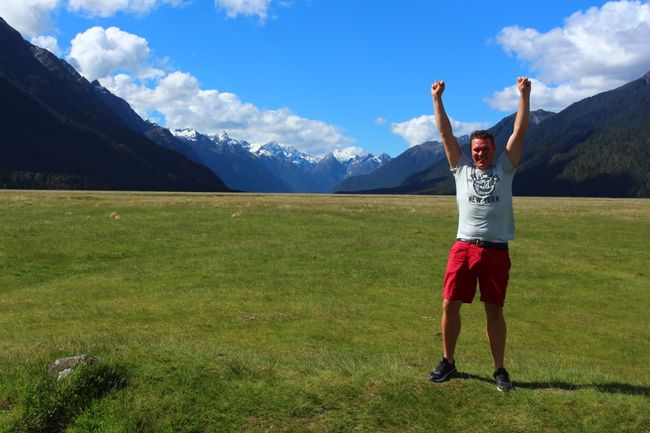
[212,130,249,149]
[171,127,389,177]
[332,147,365,163]
[258,141,284,156]
[172,128,199,141]
[375,152,392,164]
[255,141,319,168]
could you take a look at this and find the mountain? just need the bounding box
[0,17,228,191]
[172,130,289,192]
[170,128,391,193]
[142,124,204,164]
[253,142,322,192]
[346,153,392,177]
[332,139,451,193]
[302,151,392,193]
[308,154,348,192]
[252,142,392,193]
[255,141,319,170]
[513,74,650,197]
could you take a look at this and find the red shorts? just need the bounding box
[443,240,511,307]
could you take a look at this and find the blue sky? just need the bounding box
[2,1,649,157]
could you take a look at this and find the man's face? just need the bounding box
[471,138,496,170]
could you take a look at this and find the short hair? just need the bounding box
[470,130,495,147]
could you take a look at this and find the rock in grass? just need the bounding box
[47,355,98,380]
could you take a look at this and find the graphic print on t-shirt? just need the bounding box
[467,167,500,204]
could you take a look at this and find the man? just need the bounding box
[428,77,531,392]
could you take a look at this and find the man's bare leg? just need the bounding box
[484,302,506,370]
[442,299,463,362]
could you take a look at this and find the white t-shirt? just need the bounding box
[452,152,516,242]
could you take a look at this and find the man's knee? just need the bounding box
[484,302,504,321]
[443,299,463,316]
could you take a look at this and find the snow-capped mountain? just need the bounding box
[332,140,448,193]
[171,128,391,193]
[175,129,243,148]
[306,151,393,191]
[254,141,318,170]
[332,148,360,163]
[346,153,392,178]
[172,129,289,192]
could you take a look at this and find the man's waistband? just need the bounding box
[456,238,509,250]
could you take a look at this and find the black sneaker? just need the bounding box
[493,367,514,392]
[428,358,457,383]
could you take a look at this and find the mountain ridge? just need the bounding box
[172,129,290,192]
[172,128,392,193]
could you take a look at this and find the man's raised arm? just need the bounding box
[505,77,531,167]
[431,80,461,169]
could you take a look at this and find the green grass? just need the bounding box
[0,191,648,433]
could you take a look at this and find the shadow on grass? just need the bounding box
[455,372,650,396]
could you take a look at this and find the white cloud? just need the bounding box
[0,0,188,36]
[0,0,61,37]
[67,26,164,81]
[489,0,650,112]
[374,116,387,126]
[391,115,487,147]
[485,78,602,113]
[66,0,186,17]
[215,0,273,21]
[101,71,354,155]
[31,35,62,55]
[1,0,276,46]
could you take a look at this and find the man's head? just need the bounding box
[470,130,496,170]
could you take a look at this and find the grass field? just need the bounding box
[0,191,648,433]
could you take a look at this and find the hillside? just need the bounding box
[0,17,229,192]
[514,72,650,197]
